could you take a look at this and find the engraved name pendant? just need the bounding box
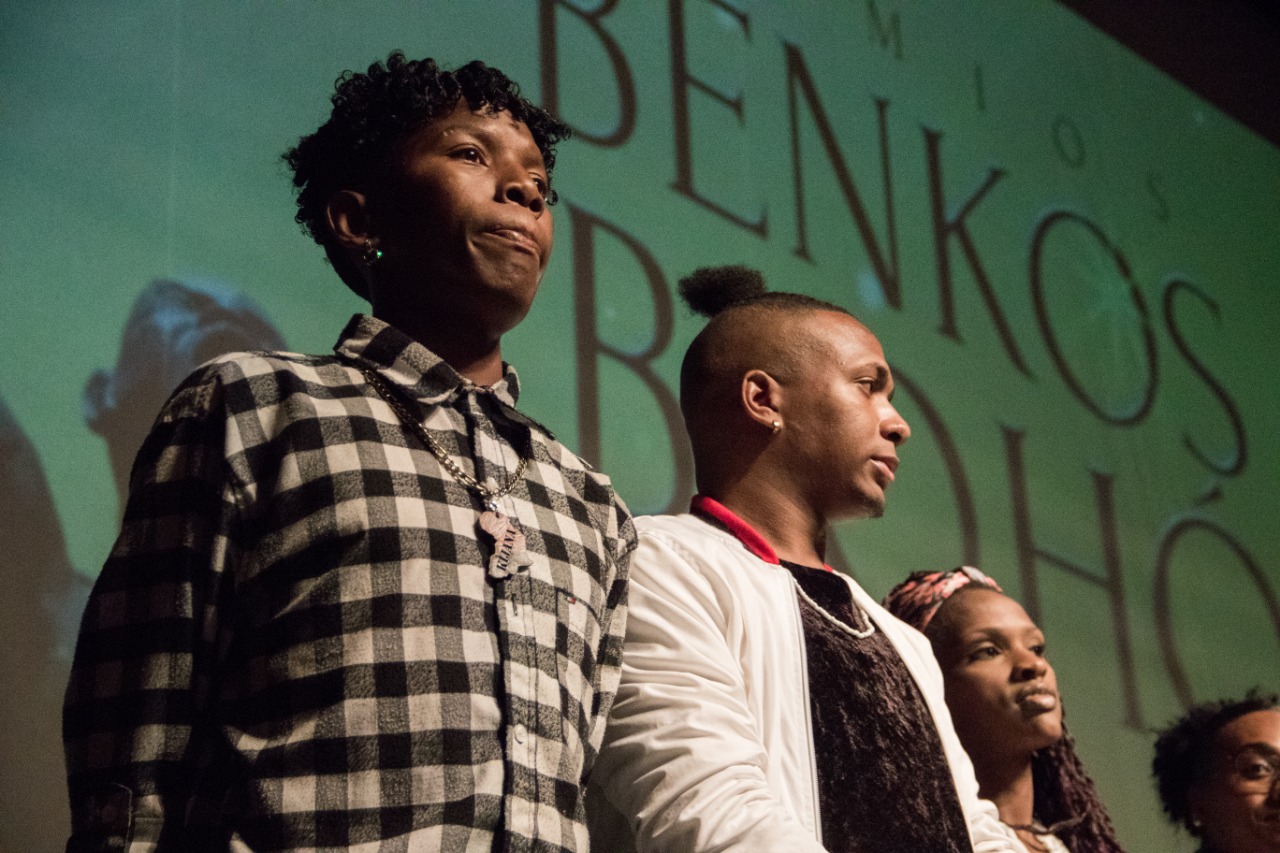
[479,508,532,579]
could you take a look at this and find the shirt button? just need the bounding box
[514,723,528,744]
[99,803,118,824]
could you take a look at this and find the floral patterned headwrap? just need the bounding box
[882,566,1004,632]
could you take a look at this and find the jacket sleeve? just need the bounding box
[62,369,240,852]
[589,531,827,853]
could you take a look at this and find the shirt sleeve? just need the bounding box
[586,506,635,762]
[589,531,827,853]
[63,368,241,852]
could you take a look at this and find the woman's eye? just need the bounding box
[455,147,482,162]
[533,176,549,198]
[969,646,999,661]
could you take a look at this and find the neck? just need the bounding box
[976,755,1037,829]
[707,477,828,567]
[374,306,506,386]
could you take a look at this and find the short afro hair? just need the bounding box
[284,51,570,298]
[1152,689,1280,836]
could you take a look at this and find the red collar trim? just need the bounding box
[691,495,834,572]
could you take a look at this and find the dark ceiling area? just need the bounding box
[1058,0,1280,149]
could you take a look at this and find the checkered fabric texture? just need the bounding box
[63,315,635,852]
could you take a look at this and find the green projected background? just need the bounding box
[2,1,1277,850]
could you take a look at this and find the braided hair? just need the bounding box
[1030,726,1125,851]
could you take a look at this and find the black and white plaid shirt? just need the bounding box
[64,314,634,852]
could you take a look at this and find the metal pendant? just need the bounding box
[479,508,532,579]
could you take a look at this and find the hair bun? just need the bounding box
[677,265,767,317]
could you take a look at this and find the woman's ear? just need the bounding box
[325,189,374,252]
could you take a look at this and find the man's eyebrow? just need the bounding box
[850,362,888,381]
[869,364,895,401]
[848,361,895,400]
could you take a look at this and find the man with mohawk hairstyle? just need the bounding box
[589,266,1019,852]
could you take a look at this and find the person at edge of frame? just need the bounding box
[62,51,635,853]
[1154,691,1280,853]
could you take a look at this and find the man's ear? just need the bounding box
[326,190,374,252]
[742,369,784,431]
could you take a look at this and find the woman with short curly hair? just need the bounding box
[63,51,641,852]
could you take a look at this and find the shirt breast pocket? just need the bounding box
[555,587,603,738]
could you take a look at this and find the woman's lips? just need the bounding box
[485,225,540,255]
[1017,687,1059,714]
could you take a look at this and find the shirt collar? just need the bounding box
[333,315,554,438]
[333,314,521,409]
[691,494,834,572]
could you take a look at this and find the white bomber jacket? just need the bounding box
[589,512,1021,853]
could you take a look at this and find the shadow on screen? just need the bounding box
[84,277,287,512]
[0,277,285,851]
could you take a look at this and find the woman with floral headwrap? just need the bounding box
[884,568,1125,853]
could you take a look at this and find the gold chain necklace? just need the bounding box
[357,366,527,511]
[357,365,532,579]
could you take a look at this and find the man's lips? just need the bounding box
[871,456,898,484]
